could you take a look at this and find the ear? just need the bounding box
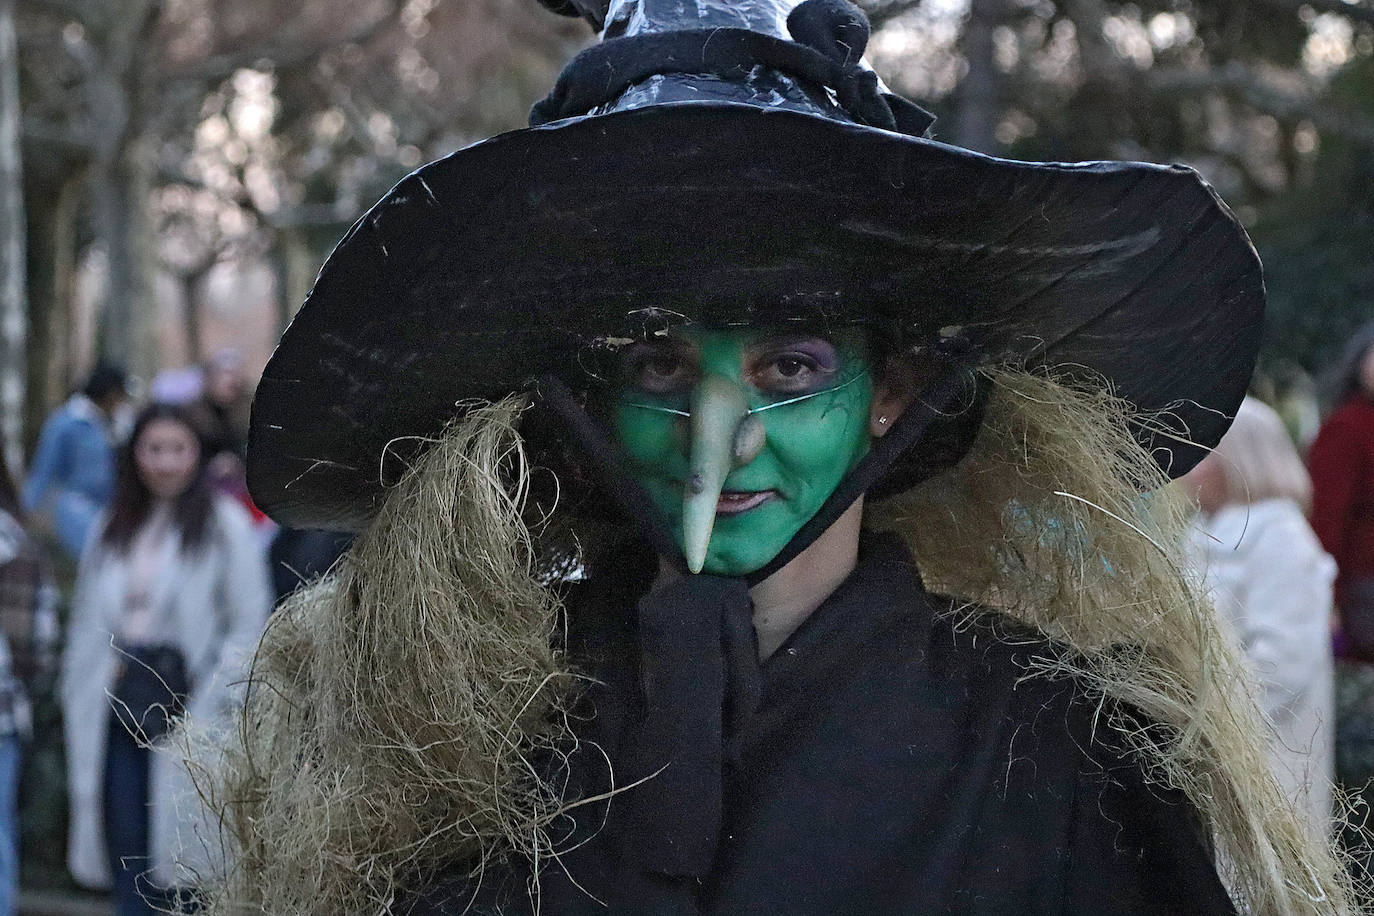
[869,354,920,438]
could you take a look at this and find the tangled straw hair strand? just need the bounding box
[198,397,576,915]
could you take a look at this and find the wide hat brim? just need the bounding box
[249,101,1263,531]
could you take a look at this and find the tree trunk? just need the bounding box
[24,174,83,456]
[950,0,1007,153]
[275,226,317,333]
[180,259,215,365]
[0,0,28,477]
[86,0,164,384]
[123,137,160,382]
[89,167,131,365]
[90,149,160,383]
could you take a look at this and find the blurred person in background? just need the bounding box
[189,348,251,464]
[22,364,132,560]
[146,367,205,408]
[61,403,271,915]
[1311,323,1374,659]
[189,349,271,537]
[1309,321,1374,881]
[1184,396,1335,836]
[0,456,59,916]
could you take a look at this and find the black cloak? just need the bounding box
[408,534,1237,915]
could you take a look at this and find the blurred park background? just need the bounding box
[3,0,1374,473]
[0,0,1372,906]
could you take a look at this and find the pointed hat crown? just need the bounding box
[532,0,935,135]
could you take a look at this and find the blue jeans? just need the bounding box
[103,719,172,916]
[0,734,19,916]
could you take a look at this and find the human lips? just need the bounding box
[716,490,776,515]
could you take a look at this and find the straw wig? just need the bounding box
[196,368,1361,915]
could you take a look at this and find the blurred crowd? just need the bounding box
[0,350,348,915]
[1181,324,1374,865]
[6,330,1374,911]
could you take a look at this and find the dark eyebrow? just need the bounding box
[749,331,836,349]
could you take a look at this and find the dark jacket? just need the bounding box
[0,509,59,738]
[412,535,1236,915]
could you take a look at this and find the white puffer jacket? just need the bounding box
[1192,499,1336,834]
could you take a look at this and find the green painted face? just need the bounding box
[610,326,875,576]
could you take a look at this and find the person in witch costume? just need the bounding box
[190,0,1360,913]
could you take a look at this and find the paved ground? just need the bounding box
[18,889,110,916]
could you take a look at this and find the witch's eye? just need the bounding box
[625,344,697,394]
[753,343,838,393]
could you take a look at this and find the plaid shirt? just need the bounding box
[0,510,59,737]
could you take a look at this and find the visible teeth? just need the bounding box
[717,491,769,512]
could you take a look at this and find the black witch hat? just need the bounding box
[247,0,1263,532]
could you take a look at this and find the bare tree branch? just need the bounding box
[1,0,28,474]
[859,0,927,29]
[164,1,404,82]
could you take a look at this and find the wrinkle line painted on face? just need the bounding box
[817,382,863,422]
[610,326,876,577]
[617,370,867,418]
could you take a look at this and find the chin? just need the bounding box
[700,542,777,578]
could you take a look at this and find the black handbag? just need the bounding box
[111,644,190,742]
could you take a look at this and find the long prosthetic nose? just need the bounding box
[683,375,767,573]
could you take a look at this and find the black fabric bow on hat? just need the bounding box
[533,0,935,136]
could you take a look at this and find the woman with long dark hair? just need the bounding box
[60,403,271,915]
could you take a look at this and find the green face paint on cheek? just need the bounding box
[611,329,875,576]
